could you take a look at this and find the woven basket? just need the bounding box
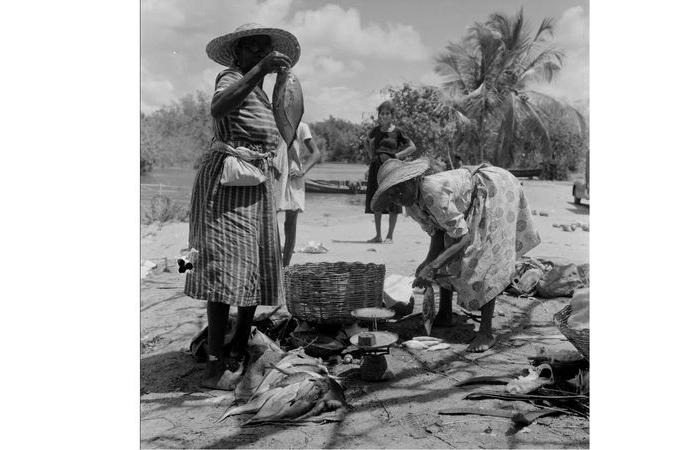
[553,304,589,360]
[284,262,385,324]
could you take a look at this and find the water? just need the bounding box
[140,163,369,207]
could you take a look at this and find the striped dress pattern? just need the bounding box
[184,67,284,307]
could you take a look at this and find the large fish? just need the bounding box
[252,351,326,397]
[234,349,285,402]
[247,377,346,425]
[272,69,304,155]
[422,286,436,336]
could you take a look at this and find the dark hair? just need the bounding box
[377,100,395,115]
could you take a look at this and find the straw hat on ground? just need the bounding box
[206,23,300,67]
[371,158,430,212]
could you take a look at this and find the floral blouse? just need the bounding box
[404,167,475,239]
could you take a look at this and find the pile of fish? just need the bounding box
[220,348,346,425]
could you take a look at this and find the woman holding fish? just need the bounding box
[364,101,416,244]
[371,159,541,352]
[185,23,299,390]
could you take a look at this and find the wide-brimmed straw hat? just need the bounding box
[206,23,300,67]
[371,158,430,212]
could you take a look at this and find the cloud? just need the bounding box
[530,6,589,106]
[302,85,386,123]
[141,0,296,112]
[289,4,429,62]
[140,63,176,113]
[141,0,429,119]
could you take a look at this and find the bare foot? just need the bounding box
[466,332,496,353]
[201,369,240,390]
[383,238,393,244]
[433,312,454,328]
[366,236,382,243]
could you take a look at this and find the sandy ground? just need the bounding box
[140,180,589,448]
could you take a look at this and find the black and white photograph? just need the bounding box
[139,0,590,447]
[10,0,700,448]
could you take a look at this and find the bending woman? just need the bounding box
[185,23,298,389]
[371,159,541,352]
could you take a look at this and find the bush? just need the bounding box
[142,194,189,224]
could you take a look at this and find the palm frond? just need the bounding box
[525,90,588,136]
[534,17,555,42]
[434,50,471,95]
[488,8,531,55]
[487,13,511,41]
[467,22,501,82]
[518,47,564,84]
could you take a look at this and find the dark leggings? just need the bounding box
[207,301,257,360]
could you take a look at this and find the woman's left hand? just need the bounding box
[417,263,435,282]
[412,262,435,288]
[412,275,432,289]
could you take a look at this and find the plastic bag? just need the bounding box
[508,258,546,296]
[535,263,584,298]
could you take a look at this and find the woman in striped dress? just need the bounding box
[185,24,299,390]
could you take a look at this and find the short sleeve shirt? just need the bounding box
[288,122,312,172]
[369,125,409,157]
[212,67,281,150]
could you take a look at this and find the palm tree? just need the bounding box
[434,7,586,167]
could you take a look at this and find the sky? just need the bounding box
[141,0,589,122]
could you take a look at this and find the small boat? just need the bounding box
[507,168,542,178]
[305,179,366,194]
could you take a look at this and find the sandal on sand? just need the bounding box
[505,364,554,394]
[201,360,243,391]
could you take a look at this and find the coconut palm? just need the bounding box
[434,7,586,167]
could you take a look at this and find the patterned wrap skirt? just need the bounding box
[184,146,284,306]
[437,166,541,310]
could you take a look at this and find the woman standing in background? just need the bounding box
[363,101,416,244]
[275,121,321,266]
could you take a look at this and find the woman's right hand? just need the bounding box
[259,51,292,75]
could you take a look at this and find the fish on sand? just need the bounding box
[219,349,346,424]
